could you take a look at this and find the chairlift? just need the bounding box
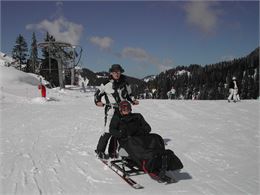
[38,41,83,89]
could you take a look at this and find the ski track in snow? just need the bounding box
[0,67,259,194]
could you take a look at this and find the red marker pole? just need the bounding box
[38,84,46,98]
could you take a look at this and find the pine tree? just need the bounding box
[12,34,28,70]
[28,32,38,73]
[39,32,60,87]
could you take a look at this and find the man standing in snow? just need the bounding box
[167,87,176,99]
[228,76,240,102]
[94,64,139,158]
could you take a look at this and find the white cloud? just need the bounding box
[220,55,236,61]
[158,64,172,72]
[89,36,114,50]
[119,47,173,72]
[121,47,152,62]
[159,58,174,72]
[26,17,83,45]
[56,1,63,7]
[183,1,221,34]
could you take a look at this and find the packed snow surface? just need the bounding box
[0,65,259,195]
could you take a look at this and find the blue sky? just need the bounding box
[1,1,259,78]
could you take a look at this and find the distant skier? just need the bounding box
[167,87,176,99]
[228,76,240,102]
[94,64,139,159]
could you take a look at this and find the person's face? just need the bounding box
[111,70,121,80]
[120,107,131,115]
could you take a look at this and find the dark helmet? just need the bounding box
[109,64,124,73]
[119,100,132,112]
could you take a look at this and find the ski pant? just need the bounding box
[96,107,118,154]
[228,88,238,102]
[96,133,118,155]
[103,106,115,133]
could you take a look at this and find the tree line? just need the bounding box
[146,48,259,100]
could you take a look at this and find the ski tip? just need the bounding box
[133,183,144,189]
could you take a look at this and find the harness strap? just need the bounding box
[142,160,157,177]
[142,160,148,173]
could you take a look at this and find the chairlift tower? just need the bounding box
[38,41,76,89]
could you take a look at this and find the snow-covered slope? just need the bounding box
[143,75,156,82]
[0,52,15,66]
[0,66,259,195]
[0,65,41,103]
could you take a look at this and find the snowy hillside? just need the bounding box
[0,65,259,195]
[143,75,156,82]
[176,70,191,77]
[0,52,15,66]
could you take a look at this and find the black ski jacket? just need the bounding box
[229,80,239,89]
[109,113,151,140]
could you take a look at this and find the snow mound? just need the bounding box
[0,65,40,101]
[0,65,39,87]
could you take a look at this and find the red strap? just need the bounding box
[142,160,157,177]
[142,160,148,173]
